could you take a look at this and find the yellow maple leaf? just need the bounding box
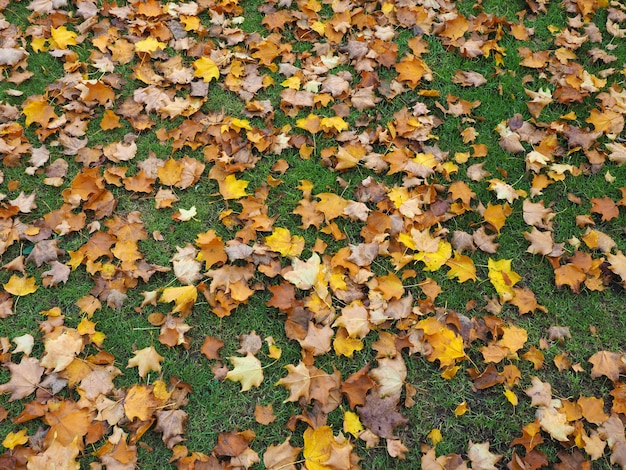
[23,98,57,128]
[445,251,477,282]
[30,37,48,52]
[303,426,333,470]
[281,76,301,89]
[418,317,466,368]
[427,428,443,446]
[320,116,348,133]
[3,275,38,296]
[218,174,249,200]
[454,401,469,417]
[333,327,364,358]
[193,56,220,82]
[296,113,321,133]
[343,411,364,438]
[414,240,452,271]
[229,118,252,132]
[180,15,201,31]
[50,26,77,49]
[504,388,518,406]
[134,36,166,53]
[488,258,521,302]
[265,227,305,257]
[2,429,28,449]
[225,352,263,391]
[159,285,197,315]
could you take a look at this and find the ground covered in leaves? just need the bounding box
[1,0,626,468]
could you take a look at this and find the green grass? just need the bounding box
[1,0,626,468]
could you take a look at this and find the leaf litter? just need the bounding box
[0,0,625,468]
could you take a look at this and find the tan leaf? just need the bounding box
[127,346,164,378]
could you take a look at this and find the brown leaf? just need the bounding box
[589,351,623,382]
[357,391,408,439]
[525,376,552,407]
[263,436,302,470]
[155,409,188,448]
[452,70,487,87]
[200,336,224,360]
[254,404,276,425]
[0,357,44,401]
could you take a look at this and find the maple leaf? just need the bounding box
[26,436,81,470]
[200,336,224,360]
[357,391,408,439]
[320,116,348,133]
[225,352,263,391]
[445,251,476,282]
[44,399,93,446]
[590,197,619,222]
[525,376,552,408]
[332,301,370,339]
[135,37,166,55]
[537,405,575,442]
[265,227,305,257]
[50,26,78,49]
[159,285,197,315]
[3,275,38,296]
[40,329,84,373]
[124,384,159,421]
[524,227,555,255]
[193,57,220,82]
[264,436,302,470]
[127,346,164,378]
[2,428,29,449]
[283,253,321,290]
[414,240,452,271]
[487,258,521,302]
[254,403,276,425]
[0,357,44,401]
[483,203,512,234]
[303,426,334,470]
[370,355,407,400]
[467,441,502,470]
[589,350,623,382]
[276,361,311,403]
[155,409,188,448]
[418,317,466,368]
[218,174,249,200]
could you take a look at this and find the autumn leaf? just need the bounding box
[127,346,164,378]
[264,437,302,470]
[225,352,263,391]
[0,357,44,401]
[265,227,305,257]
[445,251,477,282]
[159,285,197,315]
[283,253,321,290]
[343,411,364,438]
[218,174,249,200]
[3,275,38,296]
[487,258,521,302]
[193,57,220,82]
[50,26,78,49]
[2,429,29,449]
[303,426,333,470]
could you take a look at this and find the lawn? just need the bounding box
[0,0,626,468]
